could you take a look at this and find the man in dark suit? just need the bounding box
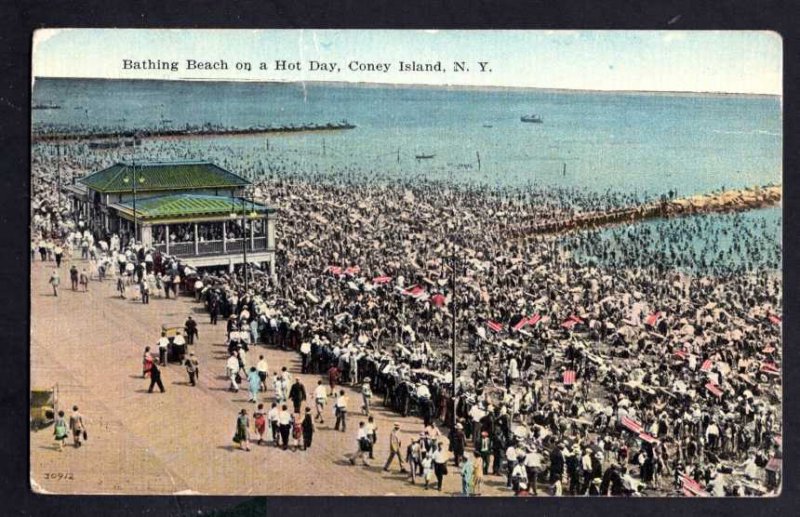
[184,316,198,345]
[549,443,565,491]
[289,378,307,414]
[301,407,315,450]
[148,362,165,393]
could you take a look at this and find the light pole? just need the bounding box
[122,165,145,244]
[449,234,463,430]
[230,191,258,293]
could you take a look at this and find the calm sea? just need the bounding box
[32,78,782,197]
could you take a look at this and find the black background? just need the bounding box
[1,1,797,515]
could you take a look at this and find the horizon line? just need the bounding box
[32,75,782,98]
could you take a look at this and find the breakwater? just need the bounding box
[32,120,356,143]
[509,185,782,237]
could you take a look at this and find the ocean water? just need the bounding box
[566,206,782,274]
[32,78,782,197]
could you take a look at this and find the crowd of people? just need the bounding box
[30,134,783,496]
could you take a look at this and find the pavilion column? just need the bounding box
[267,214,276,249]
[250,218,255,248]
[194,222,199,256]
[222,221,227,253]
[165,224,170,255]
[141,224,153,249]
[269,256,276,279]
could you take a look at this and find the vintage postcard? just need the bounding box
[29,29,782,496]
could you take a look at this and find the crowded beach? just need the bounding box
[31,133,782,497]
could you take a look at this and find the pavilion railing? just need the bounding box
[226,239,244,253]
[252,237,267,250]
[150,237,270,258]
[197,240,224,255]
[169,242,194,257]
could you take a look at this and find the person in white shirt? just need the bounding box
[365,416,378,459]
[267,402,280,445]
[281,366,292,386]
[300,341,312,373]
[226,352,240,392]
[334,390,348,432]
[273,373,285,403]
[507,357,519,387]
[524,447,542,495]
[505,444,518,488]
[313,380,328,423]
[581,448,593,494]
[157,333,170,366]
[416,383,431,400]
[432,441,449,491]
[706,421,720,450]
[256,356,269,392]
[172,333,185,361]
[277,404,292,450]
[511,459,528,493]
[361,377,373,416]
[349,421,371,466]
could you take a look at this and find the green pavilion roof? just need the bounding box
[116,194,273,221]
[79,160,250,194]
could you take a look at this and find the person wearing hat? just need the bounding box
[48,268,61,297]
[406,435,422,484]
[460,448,475,496]
[184,316,198,345]
[581,447,594,494]
[157,332,169,367]
[350,421,371,466]
[361,377,373,416]
[523,445,542,495]
[383,422,407,473]
[301,407,315,450]
[184,352,199,386]
[478,431,492,475]
[505,441,519,488]
[566,444,582,495]
[232,408,250,451]
[450,422,467,467]
[511,451,529,494]
[147,360,166,393]
[289,378,307,414]
[549,442,565,494]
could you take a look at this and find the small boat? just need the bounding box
[483,124,494,128]
[520,114,543,123]
[32,103,61,110]
[415,154,435,160]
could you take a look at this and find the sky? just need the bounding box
[32,29,782,95]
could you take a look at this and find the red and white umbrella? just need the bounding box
[486,320,503,333]
[402,285,426,298]
[620,415,644,434]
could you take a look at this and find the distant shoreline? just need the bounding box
[31,76,781,99]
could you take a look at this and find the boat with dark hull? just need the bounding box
[520,114,543,123]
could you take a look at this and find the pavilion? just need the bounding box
[66,160,277,275]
